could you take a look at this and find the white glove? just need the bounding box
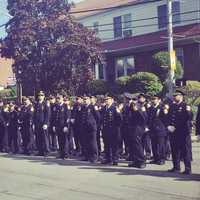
[63,127,68,133]
[52,126,56,132]
[71,119,75,123]
[167,125,176,133]
[43,124,48,130]
[145,127,149,132]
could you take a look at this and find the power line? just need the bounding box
[0,9,199,31]
[99,18,200,41]
[93,18,200,33]
[86,9,200,28]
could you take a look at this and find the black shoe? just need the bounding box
[157,160,165,165]
[168,168,181,173]
[138,163,146,169]
[35,153,44,156]
[149,160,157,164]
[182,170,191,175]
[128,162,137,167]
[101,160,112,165]
[112,161,118,166]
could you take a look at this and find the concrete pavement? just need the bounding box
[0,143,199,200]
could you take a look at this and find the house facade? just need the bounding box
[72,0,200,81]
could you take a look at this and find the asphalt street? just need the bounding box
[0,143,199,200]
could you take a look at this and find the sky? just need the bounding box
[0,0,84,38]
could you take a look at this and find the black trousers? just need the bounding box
[150,134,166,162]
[8,126,19,153]
[56,127,69,158]
[0,126,5,151]
[102,127,120,162]
[21,125,34,153]
[49,126,58,150]
[169,133,192,171]
[142,131,152,158]
[119,125,130,155]
[35,124,49,155]
[73,125,81,152]
[129,126,145,165]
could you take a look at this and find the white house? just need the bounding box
[72,0,200,81]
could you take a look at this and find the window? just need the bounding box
[113,16,122,38]
[123,13,132,30]
[93,21,99,34]
[175,48,184,67]
[114,14,132,38]
[115,56,135,78]
[157,1,181,29]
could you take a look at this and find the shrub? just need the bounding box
[127,72,163,95]
[87,79,108,95]
[153,51,184,81]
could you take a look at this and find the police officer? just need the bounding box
[196,103,200,136]
[101,95,122,165]
[54,94,71,159]
[167,90,193,174]
[20,97,34,155]
[128,101,147,168]
[34,91,51,156]
[148,94,167,165]
[119,93,132,158]
[90,96,102,155]
[138,93,152,160]
[0,100,5,152]
[79,95,100,163]
[49,95,58,151]
[71,96,83,155]
[7,102,20,153]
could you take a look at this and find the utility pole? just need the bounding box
[167,0,176,97]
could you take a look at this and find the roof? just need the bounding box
[71,0,153,19]
[102,23,200,53]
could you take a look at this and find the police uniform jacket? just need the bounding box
[147,104,167,137]
[168,101,193,136]
[80,104,99,132]
[34,101,51,126]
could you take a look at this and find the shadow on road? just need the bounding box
[1,153,200,182]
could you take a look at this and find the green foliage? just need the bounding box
[0,86,17,99]
[114,76,131,94]
[1,0,102,95]
[127,72,163,95]
[87,79,108,95]
[153,51,184,81]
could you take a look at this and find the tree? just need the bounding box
[152,51,184,81]
[127,72,163,95]
[0,0,102,95]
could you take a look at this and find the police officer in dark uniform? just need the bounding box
[71,96,83,155]
[54,94,71,159]
[7,102,20,153]
[167,90,193,174]
[101,95,122,165]
[90,96,102,155]
[0,100,5,152]
[138,93,152,160]
[196,103,200,136]
[128,101,147,168]
[119,93,132,157]
[20,97,34,155]
[148,94,167,165]
[49,95,58,151]
[34,91,51,156]
[79,95,100,163]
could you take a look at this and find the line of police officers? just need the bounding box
[0,90,196,175]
